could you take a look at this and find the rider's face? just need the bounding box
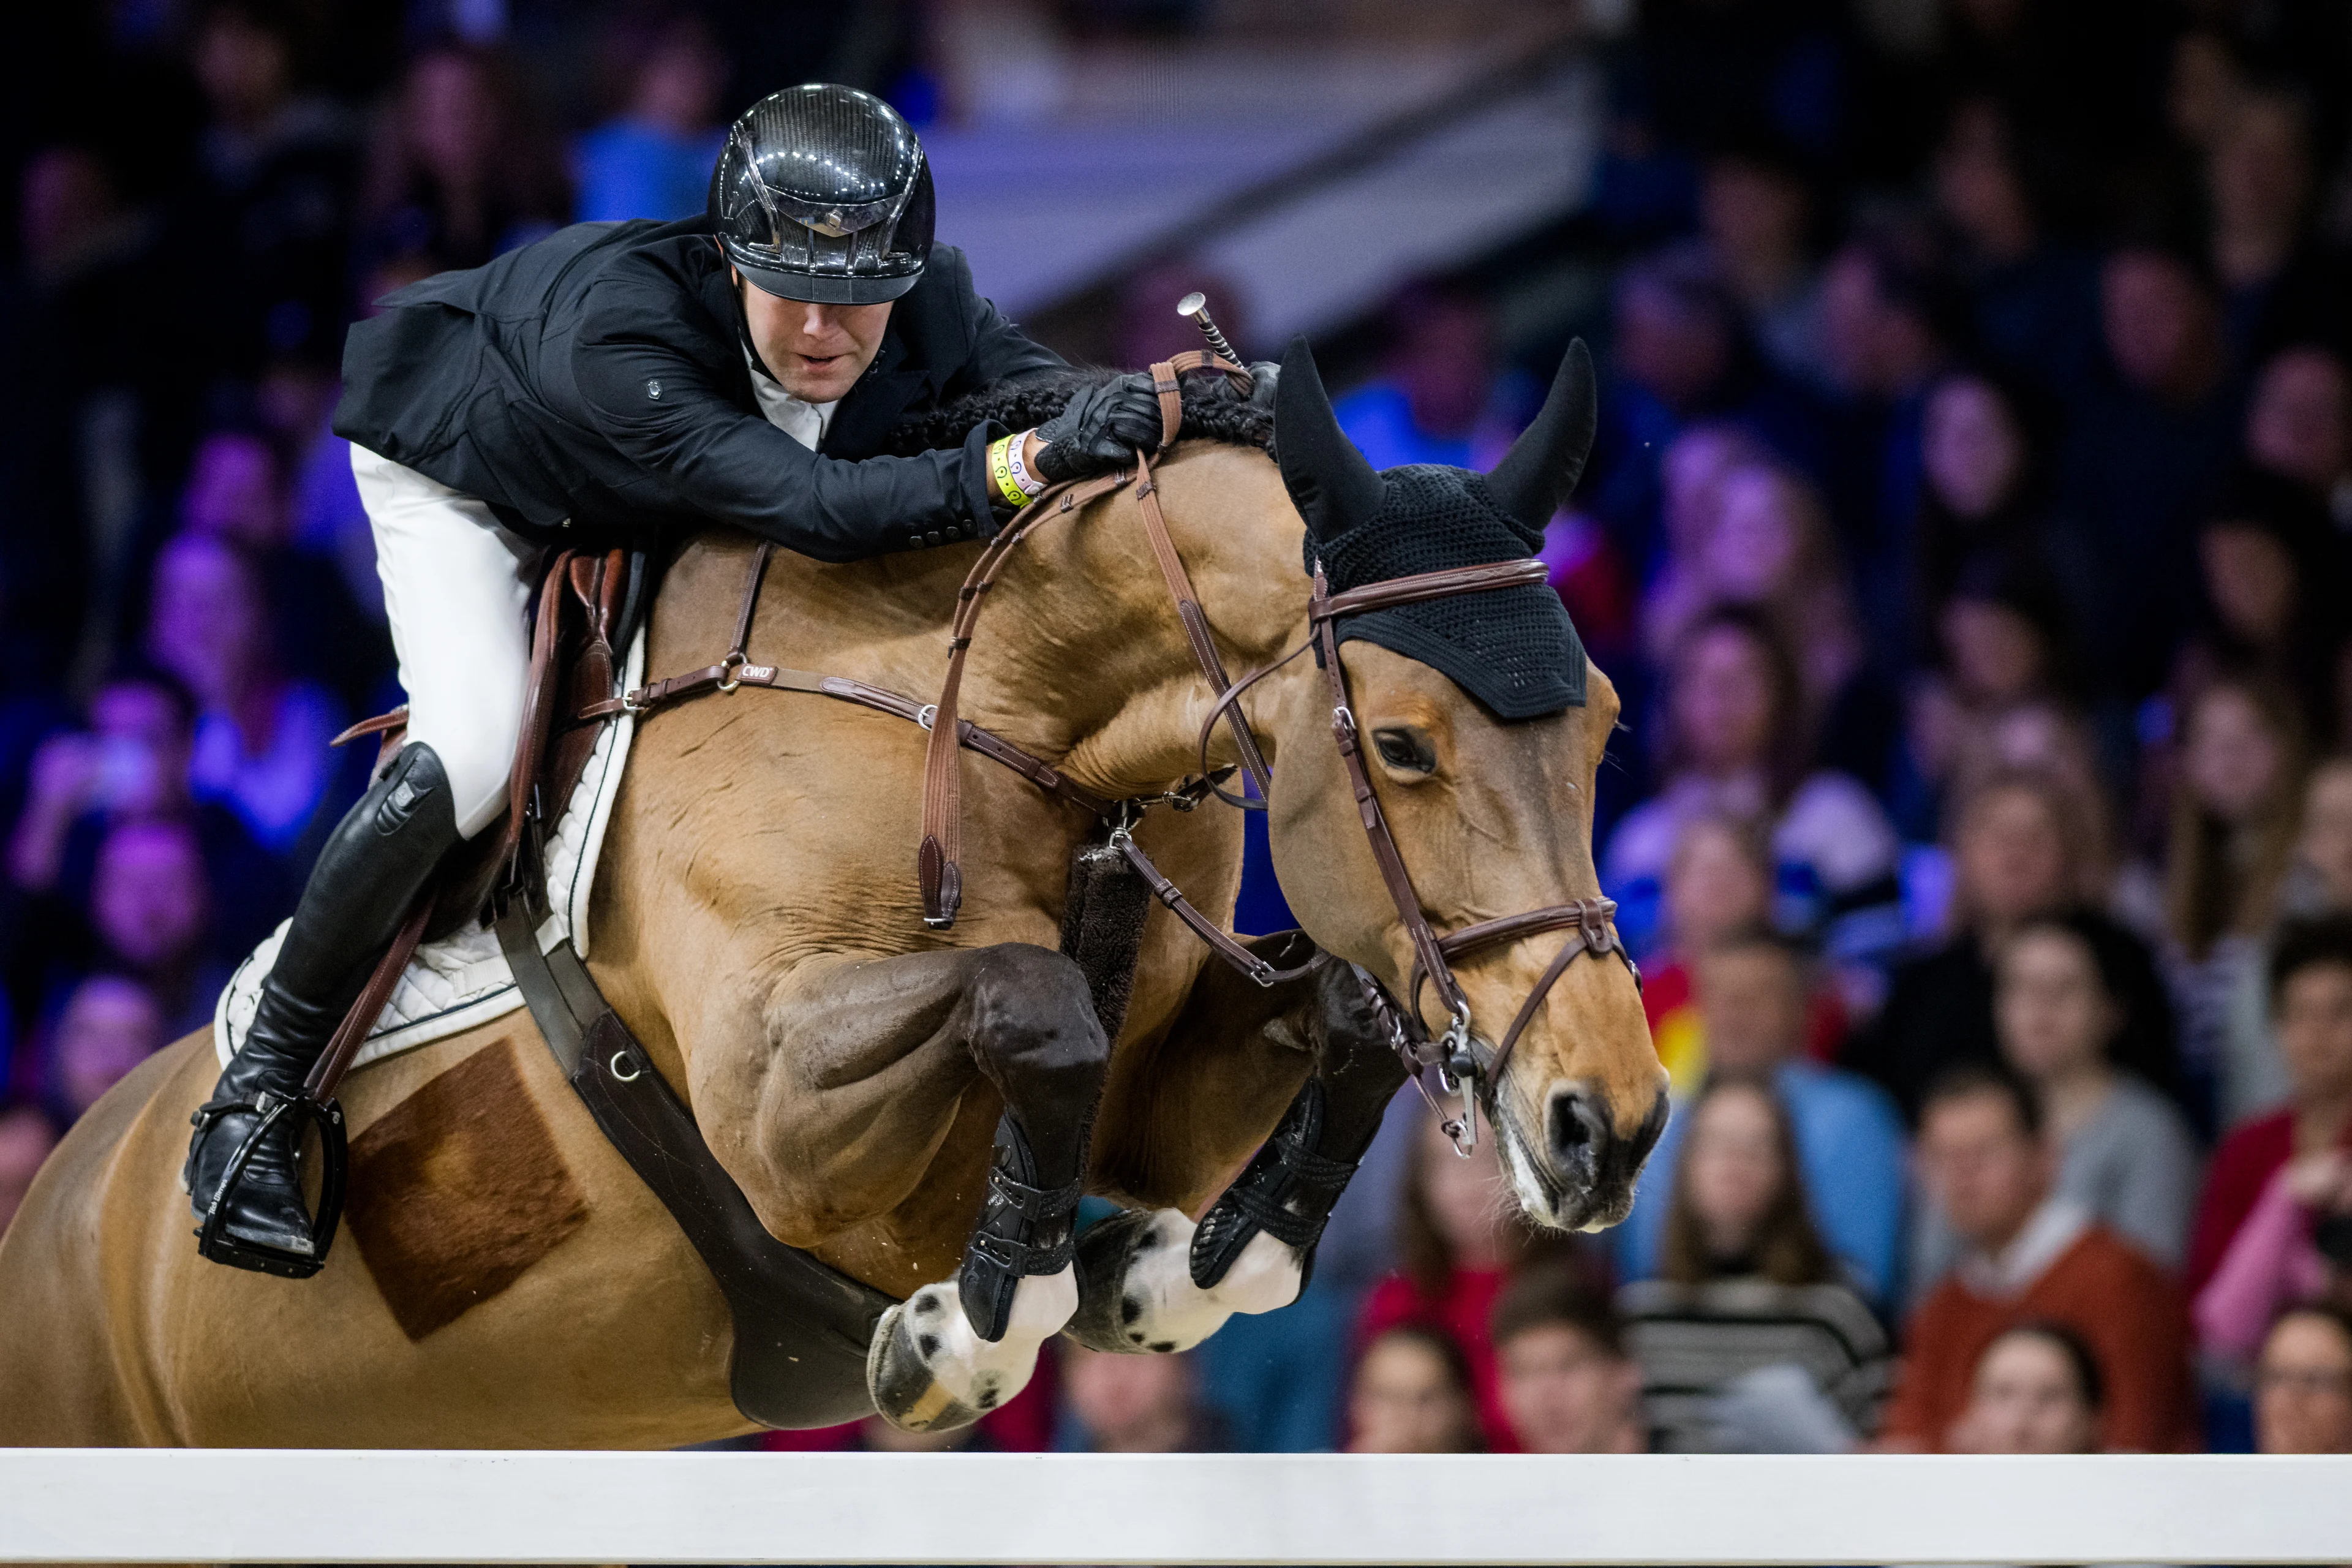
[734,270,894,404]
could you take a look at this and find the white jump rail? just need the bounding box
[2,1450,2349,1564]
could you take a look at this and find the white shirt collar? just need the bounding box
[744,349,838,453]
[1956,1198,2091,1299]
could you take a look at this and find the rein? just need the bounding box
[608,353,1636,1153]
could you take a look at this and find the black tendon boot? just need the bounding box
[959,1112,1083,1341]
[185,743,461,1275]
[1189,1078,1370,1294]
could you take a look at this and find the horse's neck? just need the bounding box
[972,443,1308,799]
[640,443,1306,799]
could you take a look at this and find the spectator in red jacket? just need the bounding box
[2189,916,2352,1296]
[1881,1063,2197,1451]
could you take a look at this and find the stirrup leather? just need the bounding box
[188,1090,349,1280]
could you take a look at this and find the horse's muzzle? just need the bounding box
[1498,1077,1669,1233]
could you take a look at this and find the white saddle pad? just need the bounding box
[213,630,646,1072]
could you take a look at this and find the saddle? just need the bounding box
[330,547,636,951]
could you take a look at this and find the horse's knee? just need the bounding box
[964,945,1109,1117]
[968,946,1105,1061]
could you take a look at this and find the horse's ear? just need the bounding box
[1276,335,1383,542]
[1486,337,1597,533]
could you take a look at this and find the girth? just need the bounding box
[489,897,897,1428]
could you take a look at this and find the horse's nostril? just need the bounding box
[1627,1091,1670,1169]
[1547,1090,1604,1166]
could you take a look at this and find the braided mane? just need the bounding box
[884,367,1273,458]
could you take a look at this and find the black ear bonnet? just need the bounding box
[1273,336,1596,720]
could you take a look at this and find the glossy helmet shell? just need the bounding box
[709,83,935,304]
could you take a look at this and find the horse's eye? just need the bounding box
[1373,729,1436,774]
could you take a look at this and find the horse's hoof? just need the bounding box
[1061,1207,1159,1352]
[866,1297,984,1433]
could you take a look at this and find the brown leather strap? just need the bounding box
[918,469,1131,926]
[1311,567,1467,1030]
[1194,641,1311,809]
[837,673,1115,819]
[1151,361,1183,452]
[729,540,774,657]
[1160,349,1251,394]
[581,656,829,718]
[500,549,574,876]
[1133,444,1276,800]
[1148,350,1252,451]
[1485,932,1602,1090]
[1431,899,1617,967]
[330,707,409,748]
[1483,899,1635,1085]
[1404,896,1634,1069]
[303,894,434,1104]
[1313,557,1551,622]
[1112,832,1317,989]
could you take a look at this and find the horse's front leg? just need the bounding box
[1068,937,1408,1354]
[790,944,1110,1438]
[737,943,1109,1433]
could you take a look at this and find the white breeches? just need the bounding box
[352,444,540,840]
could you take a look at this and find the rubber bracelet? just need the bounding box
[1004,429,1046,498]
[987,436,1031,510]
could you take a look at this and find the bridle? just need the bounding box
[602,352,1638,1154]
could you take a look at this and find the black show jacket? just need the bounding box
[332,217,1063,557]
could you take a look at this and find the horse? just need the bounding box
[0,340,1664,1446]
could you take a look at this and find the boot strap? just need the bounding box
[986,1163,1083,1224]
[192,1087,303,1129]
[966,1224,1075,1274]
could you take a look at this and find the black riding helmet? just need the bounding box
[709,84,936,305]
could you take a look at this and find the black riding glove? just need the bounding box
[1032,372,1164,482]
[1246,360,1280,412]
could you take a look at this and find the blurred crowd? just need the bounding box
[6,0,2352,1461]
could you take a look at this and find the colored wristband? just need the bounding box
[1004,429,1046,498]
[987,435,1031,510]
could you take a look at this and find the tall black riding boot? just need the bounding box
[185,742,462,1275]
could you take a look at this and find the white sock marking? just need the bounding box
[899,1265,1076,1412]
[1114,1211,1302,1352]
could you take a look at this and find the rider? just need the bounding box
[185,83,1167,1276]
